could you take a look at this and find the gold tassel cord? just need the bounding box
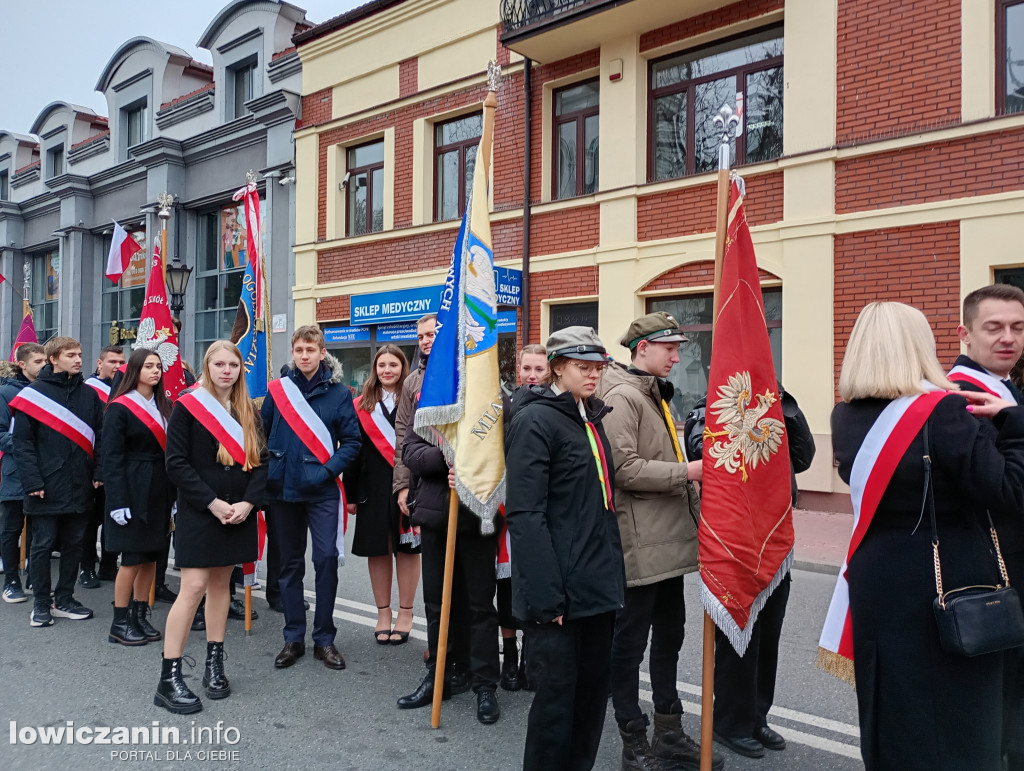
[815,646,856,686]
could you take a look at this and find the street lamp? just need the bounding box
[166,253,193,317]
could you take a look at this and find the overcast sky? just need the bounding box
[0,0,365,136]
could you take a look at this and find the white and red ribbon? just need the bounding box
[354,396,396,466]
[947,364,1014,402]
[267,376,348,565]
[496,505,511,580]
[817,389,948,681]
[86,377,111,403]
[113,390,167,451]
[177,388,246,465]
[10,387,97,459]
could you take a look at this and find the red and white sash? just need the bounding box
[267,376,348,565]
[177,388,246,465]
[817,389,948,682]
[112,391,167,451]
[947,364,1014,402]
[86,377,111,403]
[9,387,96,458]
[496,505,511,579]
[353,395,396,466]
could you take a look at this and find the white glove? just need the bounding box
[111,508,132,526]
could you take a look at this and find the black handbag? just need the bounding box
[922,422,1024,657]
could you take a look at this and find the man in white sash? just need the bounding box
[13,337,105,628]
[949,283,1024,768]
[260,326,362,671]
[79,344,126,588]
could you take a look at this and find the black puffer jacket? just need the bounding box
[504,385,625,623]
[401,415,479,534]
[13,365,104,515]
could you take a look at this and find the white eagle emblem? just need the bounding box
[703,371,785,482]
[133,317,179,371]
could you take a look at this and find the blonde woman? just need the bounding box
[829,302,1024,770]
[155,341,266,714]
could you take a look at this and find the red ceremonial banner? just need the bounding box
[699,180,793,656]
[137,246,188,401]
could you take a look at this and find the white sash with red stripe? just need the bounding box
[177,389,246,465]
[353,395,396,467]
[496,505,511,579]
[947,364,1014,402]
[267,376,348,566]
[817,388,948,682]
[113,391,167,451]
[10,387,96,458]
[86,377,111,403]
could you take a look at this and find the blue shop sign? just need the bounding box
[494,267,522,307]
[351,285,443,325]
[497,309,517,334]
[323,325,371,344]
[376,321,419,342]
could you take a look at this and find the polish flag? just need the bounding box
[105,221,143,283]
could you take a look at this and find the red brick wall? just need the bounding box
[527,267,599,344]
[833,222,960,389]
[637,171,783,241]
[836,0,961,144]
[300,88,333,129]
[317,227,458,284]
[836,127,1024,214]
[317,296,350,322]
[529,205,599,255]
[398,57,418,98]
[640,0,784,52]
[642,261,779,292]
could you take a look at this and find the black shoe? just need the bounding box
[713,731,765,759]
[154,584,178,604]
[30,606,54,627]
[228,597,256,620]
[653,708,723,771]
[446,667,470,695]
[78,569,99,589]
[108,605,147,646]
[754,725,786,751]
[52,598,93,620]
[314,644,346,670]
[191,602,206,632]
[155,656,202,714]
[202,641,231,699]
[131,599,162,641]
[619,718,664,771]
[274,642,305,669]
[500,648,520,692]
[476,690,500,725]
[397,673,450,709]
[97,565,118,581]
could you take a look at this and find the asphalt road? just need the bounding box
[0,541,862,771]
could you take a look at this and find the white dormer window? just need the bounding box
[125,100,148,152]
[0,170,8,200]
[229,58,258,120]
[48,146,64,178]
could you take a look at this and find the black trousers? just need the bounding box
[0,499,29,585]
[713,572,791,736]
[29,513,88,607]
[263,505,281,604]
[420,526,499,691]
[81,488,117,574]
[611,575,687,726]
[523,612,615,771]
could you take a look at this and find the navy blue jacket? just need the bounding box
[260,355,361,503]
[0,369,28,501]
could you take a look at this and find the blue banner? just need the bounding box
[494,267,522,307]
[234,255,268,399]
[323,325,371,344]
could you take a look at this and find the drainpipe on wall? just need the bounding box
[520,57,532,345]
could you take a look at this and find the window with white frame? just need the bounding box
[434,113,482,221]
[230,59,258,120]
[347,140,385,236]
[48,146,64,178]
[194,205,248,363]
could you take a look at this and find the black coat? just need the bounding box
[13,365,104,516]
[504,385,624,624]
[165,399,268,568]
[99,399,174,553]
[832,394,1024,770]
[401,415,479,534]
[0,373,29,501]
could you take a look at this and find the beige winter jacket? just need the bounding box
[598,361,700,587]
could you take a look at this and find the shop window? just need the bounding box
[194,205,249,365]
[48,146,64,178]
[999,0,1024,114]
[549,301,598,334]
[100,229,148,348]
[30,251,60,342]
[230,59,258,120]
[435,113,482,221]
[347,141,385,236]
[650,26,783,182]
[553,79,599,200]
[647,288,782,418]
[0,169,8,200]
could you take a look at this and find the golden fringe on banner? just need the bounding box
[815,646,856,685]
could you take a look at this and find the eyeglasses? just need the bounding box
[567,360,607,376]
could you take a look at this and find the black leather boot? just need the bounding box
[154,656,202,714]
[654,707,725,769]
[499,639,520,691]
[131,599,162,642]
[108,605,147,646]
[202,641,231,699]
[620,718,665,771]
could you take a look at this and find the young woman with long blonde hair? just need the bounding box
[155,340,266,714]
